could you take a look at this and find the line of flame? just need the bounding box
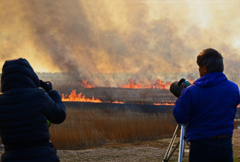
[79,78,174,90]
[62,90,175,105]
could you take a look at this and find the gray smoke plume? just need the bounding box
[1,0,240,86]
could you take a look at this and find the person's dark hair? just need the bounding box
[197,48,224,73]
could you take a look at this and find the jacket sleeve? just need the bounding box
[173,87,194,124]
[42,90,66,124]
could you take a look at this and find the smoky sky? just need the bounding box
[1,0,240,86]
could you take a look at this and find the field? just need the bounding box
[1,107,240,161]
[49,107,177,149]
[47,107,240,162]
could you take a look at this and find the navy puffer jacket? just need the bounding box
[0,58,66,162]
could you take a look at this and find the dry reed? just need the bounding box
[49,107,176,149]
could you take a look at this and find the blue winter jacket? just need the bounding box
[173,72,240,141]
[0,58,66,162]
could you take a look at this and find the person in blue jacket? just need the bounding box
[173,48,240,162]
[0,58,66,162]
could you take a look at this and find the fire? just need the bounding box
[153,102,175,106]
[78,79,94,88]
[62,90,176,105]
[77,78,172,90]
[120,78,171,89]
[62,90,125,104]
[151,80,171,89]
[120,78,142,89]
[62,90,101,103]
[112,101,124,104]
[188,80,194,84]
[62,79,195,104]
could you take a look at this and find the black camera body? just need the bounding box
[40,80,53,92]
[170,78,191,98]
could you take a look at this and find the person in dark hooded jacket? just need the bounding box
[0,58,66,162]
[173,48,240,162]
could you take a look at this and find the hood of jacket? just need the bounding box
[193,72,227,87]
[1,58,40,92]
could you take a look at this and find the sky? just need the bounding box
[1,0,240,86]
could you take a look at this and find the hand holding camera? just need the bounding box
[40,80,53,92]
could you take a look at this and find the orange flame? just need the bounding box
[112,101,124,104]
[120,78,171,89]
[153,102,175,106]
[61,90,176,105]
[62,90,125,103]
[62,79,196,104]
[76,78,188,90]
[62,90,101,102]
[120,78,142,89]
[188,79,194,84]
[78,79,94,88]
[151,80,171,89]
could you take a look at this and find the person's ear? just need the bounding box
[203,66,208,74]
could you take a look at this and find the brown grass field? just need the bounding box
[49,107,177,149]
[1,107,240,161]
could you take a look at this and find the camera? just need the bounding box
[170,78,191,98]
[40,80,53,92]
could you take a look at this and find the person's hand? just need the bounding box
[181,84,187,90]
[40,80,53,92]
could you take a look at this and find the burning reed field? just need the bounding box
[49,107,176,149]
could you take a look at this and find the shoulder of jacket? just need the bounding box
[226,79,238,86]
[25,88,48,99]
[182,84,200,96]
[186,83,199,90]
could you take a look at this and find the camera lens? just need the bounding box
[170,81,182,98]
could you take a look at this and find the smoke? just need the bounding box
[1,0,240,86]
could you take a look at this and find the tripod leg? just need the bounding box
[162,125,180,162]
[178,124,185,162]
[166,141,180,161]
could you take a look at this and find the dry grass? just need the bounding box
[49,107,176,149]
[234,119,240,129]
